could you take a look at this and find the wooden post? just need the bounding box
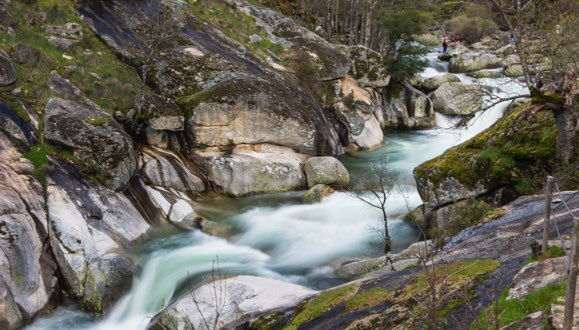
[564,216,579,329]
[542,176,554,253]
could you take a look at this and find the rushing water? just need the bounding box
[26,50,529,329]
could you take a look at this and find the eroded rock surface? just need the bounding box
[0,131,54,328]
[47,162,150,314]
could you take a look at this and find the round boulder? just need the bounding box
[304,156,350,188]
[420,74,461,92]
[449,52,501,73]
[431,82,483,116]
[302,184,335,203]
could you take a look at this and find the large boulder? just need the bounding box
[420,74,461,92]
[414,103,557,209]
[185,77,341,155]
[151,275,315,330]
[79,0,344,156]
[43,97,137,191]
[47,163,151,315]
[304,156,350,188]
[0,49,16,86]
[199,144,307,197]
[449,52,502,73]
[431,82,483,116]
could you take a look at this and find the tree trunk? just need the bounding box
[349,0,358,45]
[553,105,578,163]
[382,210,391,255]
[363,0,375,47]
[326,0,333,37]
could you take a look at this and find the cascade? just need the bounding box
[26,49,529,330]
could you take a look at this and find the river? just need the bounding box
[25,50,528,330]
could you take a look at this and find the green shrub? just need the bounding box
[443,15,498,44]
[448,198,494,236]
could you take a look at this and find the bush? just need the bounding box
[448,198,494,236]
[444,16,498,44]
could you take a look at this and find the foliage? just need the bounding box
[472,283,565,329]
[285,285,358,330]
[284,50,321,98]
[443,15,498,44]
[23,144,48,186]
[527,245,566,263]
[448,198,494,236]
[380,2,429,83]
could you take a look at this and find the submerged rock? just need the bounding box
[302,184,335,203]
[304,156,349,188]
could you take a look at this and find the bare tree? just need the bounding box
[349,160,398,255]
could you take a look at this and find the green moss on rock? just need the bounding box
[285,284,358,330]
[250,311,286,330]
[0,0,140,116]
[414,103,557,202]
[345,287,392,312]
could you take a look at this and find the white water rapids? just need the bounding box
[26,50,529,330]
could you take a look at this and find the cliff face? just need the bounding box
[0,0,392,325]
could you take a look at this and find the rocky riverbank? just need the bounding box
[0,0,576,328]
